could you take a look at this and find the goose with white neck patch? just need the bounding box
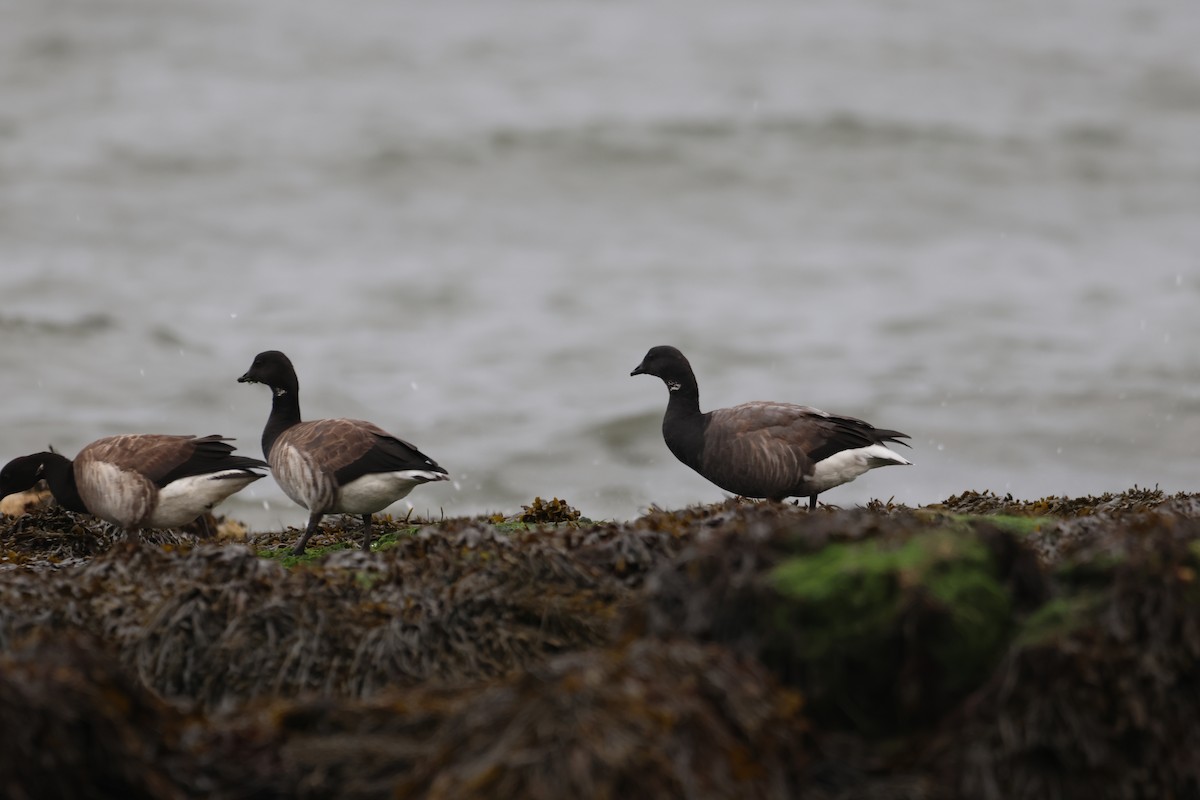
[631,345,912,509]
[238,350,449,555]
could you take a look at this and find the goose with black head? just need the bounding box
[631,345,911,509]
[238,350,449,554]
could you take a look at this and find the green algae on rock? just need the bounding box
[638,511,1043,735]
[771,529,1014,704]
[929,516,1200,799]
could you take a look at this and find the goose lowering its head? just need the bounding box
[0,434,268,539]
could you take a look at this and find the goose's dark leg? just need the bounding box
[109,523,139,546]
[808,495,818,511]
[110,526,141,552]
[293,513,322,555]
[361,513,372,551]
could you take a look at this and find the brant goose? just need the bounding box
[0,435,268,538]
[631,345,911,509]
[237,350,449,554]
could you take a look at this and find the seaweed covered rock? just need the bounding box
[202,640,809,800]
[6,492,1200,798]
[129,528,628,706]
[396,640,809,799]
[769,529,1014,731]
[1022,498,1200,568]
[928,515,1200,799]
[0,636,190,800]
[518,496,582,524]
[0,517,696,710]
[638,509,1046,734]
[932,486,1177,518]
[0,503,197,571]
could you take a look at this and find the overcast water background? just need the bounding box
[3,0,1200,531]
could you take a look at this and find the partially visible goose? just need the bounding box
[631,345,912,509]
[237,350,449,554]
[0,435,268,538]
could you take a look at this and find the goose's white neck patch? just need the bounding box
[666,381,682,392]
[273,387,289,397]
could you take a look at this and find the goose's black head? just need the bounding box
[0,453,53,499]
[631,345,697,393]
[238,350,299,395]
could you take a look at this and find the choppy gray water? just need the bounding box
[3,0,1200,530]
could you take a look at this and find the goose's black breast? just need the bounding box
[662,411,710,476]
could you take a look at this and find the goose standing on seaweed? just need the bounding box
[0,434,268,540]
[238,350,449,554]
[631,345,911,509]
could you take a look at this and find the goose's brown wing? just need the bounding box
[700,402,907,499]
[80,434,266,488]
[275,419,444,485]
[696,403,818,498]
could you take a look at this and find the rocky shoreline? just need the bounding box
[2,489,1199,799]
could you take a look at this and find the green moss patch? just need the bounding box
[257,528,422,568]
[1014,591,1104,647]
[767,529,1013,731]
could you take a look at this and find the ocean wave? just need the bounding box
[355,111,1131,173]
[0,313,117,337]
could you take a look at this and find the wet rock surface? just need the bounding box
[2,489,1200,798]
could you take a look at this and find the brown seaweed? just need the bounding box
[3,491,1200,798]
